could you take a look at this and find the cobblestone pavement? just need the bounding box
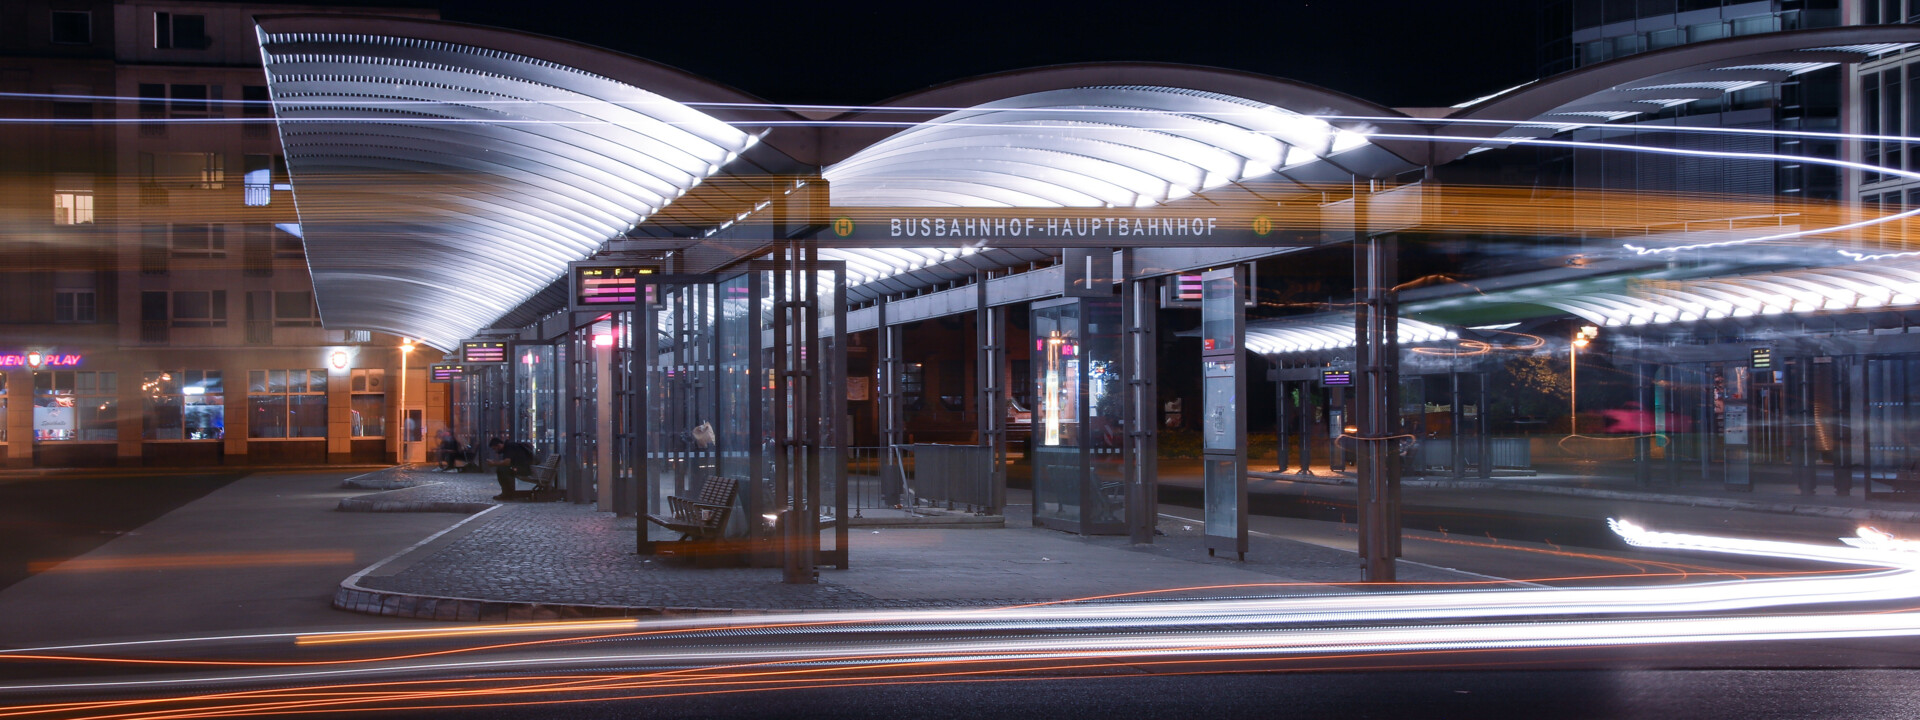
[342,467,1475,614]
[337,466,512,511]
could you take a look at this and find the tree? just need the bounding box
[1492,354,1569,429]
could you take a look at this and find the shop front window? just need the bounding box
[143,370,224,440]
[248,369,326,438]
[34,371,116,441]
[350,368,386,437]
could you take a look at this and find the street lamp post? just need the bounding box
[400,338,414,466]
[1571,326,1598,435]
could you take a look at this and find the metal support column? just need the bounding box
[1795,356,1816,496]
[1122,257,1158,544]
[1354,231,1401,582]
[566,328,591,505]
[1836,356,1855,496]
[1477,370,1492,480]
[877,297,904,507]
[1635,353,1653,487]
[977,271,1006,514]
[1275,371,1290,473]
[1449,369,1464,481]
[1296,379,1315,476]
[830,263,850,568]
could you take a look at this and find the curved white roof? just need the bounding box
[1246,317,1455,355]
[257,22,757,350]
[1538,261,1920,327]
[823,86,1370,208]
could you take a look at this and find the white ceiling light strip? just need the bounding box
[1536,261,1920,327]
[1245,318,1456,355]
[257,26,755,350]
[824,86,1370,208]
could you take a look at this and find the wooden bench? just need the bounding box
[646,476,738,541]
[522,455,562,502]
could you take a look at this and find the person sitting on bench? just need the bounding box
[485,437,534,501]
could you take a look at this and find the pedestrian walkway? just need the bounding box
[333,466,1485,622]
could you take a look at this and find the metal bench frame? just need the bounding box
[645,476,738,541]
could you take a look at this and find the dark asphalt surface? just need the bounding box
[0,470,252,592]
[343,667,1920,719]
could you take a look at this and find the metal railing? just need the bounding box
[1411,437,1532,473]
[844,444,998,515]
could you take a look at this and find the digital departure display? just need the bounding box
[576,265,658,306]
[1322,370,1352,386]
[429,364,464,383]
[461,341,508,364]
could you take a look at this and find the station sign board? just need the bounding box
[826,209,1319,248]
[429,364,465,383]
[1750,347,1773,370]
[461,341,508,364]
[575,264,659,308]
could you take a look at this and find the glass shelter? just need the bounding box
[1030,297,1125,535]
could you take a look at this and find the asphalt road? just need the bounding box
[0,469,252,592]
[340,667,1920,720]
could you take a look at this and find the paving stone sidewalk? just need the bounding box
[334,467,1478,621]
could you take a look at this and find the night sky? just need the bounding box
[297,0,1542,109]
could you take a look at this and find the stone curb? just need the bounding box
[332,505,780,621]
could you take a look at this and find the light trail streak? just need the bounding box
[25,551,356,574]
[0,521,1915,720]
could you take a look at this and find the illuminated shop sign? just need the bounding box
[461,341,508,364]
[429,364,465,383]
[0,352,82,367]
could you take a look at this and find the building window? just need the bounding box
[53,192,93,225]
[244,155,272,206]
[50,11,91,44]
[55,289,96,323]
[248,369,326,439]
[154,12,209,50]
[143,370,224,440]
[170,290,227,327]
[274,226,304,259]
[350,368,387,437]
[244,224,273,277]
[170,223,226,258]
[274,291,320,327]
[141,152,224,189]
[138,83,165,136]
[34,371,117,442]
[243,85,271,137]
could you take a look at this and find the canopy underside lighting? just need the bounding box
[257,19,756,350]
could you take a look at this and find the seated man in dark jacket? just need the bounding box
[486,438,535,500]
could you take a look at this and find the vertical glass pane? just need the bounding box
[351,394,387,437]
[290,394,327,438]
[249,395,288,438]
[183,392,224,440]
[1085,299,1124,528]
[1032,300,1082,525]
